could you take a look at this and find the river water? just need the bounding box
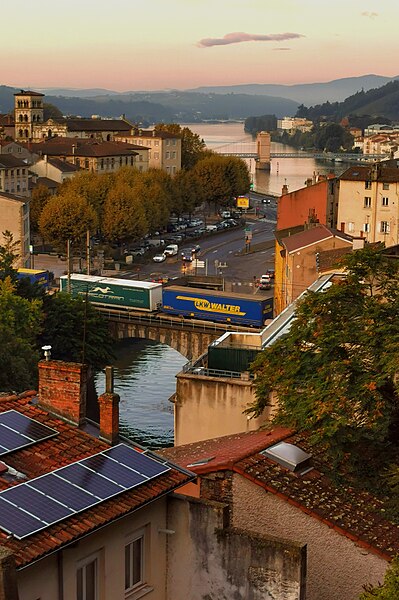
[99,122,350,448]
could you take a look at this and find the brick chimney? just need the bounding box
[38,360,88,426]
[98,367,120,445]
[281,183,289,195]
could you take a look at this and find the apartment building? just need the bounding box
[337,163,399,245]
[0,155,29,197]
[26,137,148,174]
[0,192,30,267]
[115,129,181,174]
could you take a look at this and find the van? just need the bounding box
[220,210,231,219]
[163,244,179,256]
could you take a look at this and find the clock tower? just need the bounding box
[14,90,44,141]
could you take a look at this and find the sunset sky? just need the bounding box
[2,0,397,91]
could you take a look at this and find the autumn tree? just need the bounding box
[30,184,51,234]
[171,169,205,217]
[249,247,399,470]
[59,171,114,232]
[154,123,207,169]
[102,181,147,242]
[193,154,250,212]
[39,191,98,248]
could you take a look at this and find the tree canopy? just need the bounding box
[154,123,207,169]
[359,557,399,599]
[39,191,98,246]
[249,247,399,471]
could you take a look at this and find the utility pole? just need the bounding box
[67,239,71,293]
[86,230,90,275]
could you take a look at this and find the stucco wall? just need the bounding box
[175,374,270,446]
[167,494,306,600]
[232,475,388,600]
[277,181,329,231]
[17,499,168,600]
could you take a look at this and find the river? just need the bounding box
[98,122,350,448]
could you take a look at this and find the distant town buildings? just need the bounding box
[277,116,313,134]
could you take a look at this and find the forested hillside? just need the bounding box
[297,80,399,121]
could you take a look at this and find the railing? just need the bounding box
[182,363,254,379]
[95,306,249,334]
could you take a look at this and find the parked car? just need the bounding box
[206,224,218,232]
[258,274,272,290]
[130,247,146,257]
[153,253,167,263]
[188,219,204,227]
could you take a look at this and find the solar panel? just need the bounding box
[0,443,171,539]
[0,410,58,456]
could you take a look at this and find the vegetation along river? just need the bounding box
[98,122,350,448]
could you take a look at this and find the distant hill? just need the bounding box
[0,85,298,122]
[190,75,399,106]
[298,80,399,121]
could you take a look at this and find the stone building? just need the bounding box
[0,155,29,197]
[115,129,182,173]
[14,90,44,142]
[163,428,398,600]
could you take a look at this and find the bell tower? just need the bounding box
[14,90,44,141]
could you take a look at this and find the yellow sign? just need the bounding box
[237,196,249,208]
[176,295,246,316]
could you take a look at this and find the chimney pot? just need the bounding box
[99,386,120,445]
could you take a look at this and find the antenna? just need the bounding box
[42,345,52,361]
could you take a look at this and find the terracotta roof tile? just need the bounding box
[0,394,193,568]
[162,429,399,560]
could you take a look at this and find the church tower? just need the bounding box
[14,90,44,141]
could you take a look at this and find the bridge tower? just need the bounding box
[255,131,271,171]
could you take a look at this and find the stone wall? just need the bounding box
[167,494,306,600]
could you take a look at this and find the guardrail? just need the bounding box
[94,306,246,334]
[182,363,254,379]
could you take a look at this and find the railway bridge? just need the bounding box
[99,308,256,360]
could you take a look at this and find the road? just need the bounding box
[34,196,277,290]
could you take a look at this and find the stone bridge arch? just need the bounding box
[108,320,219,361]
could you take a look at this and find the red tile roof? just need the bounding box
[27,138,139,158]
[281,225,353,254]
[340,164,399,183]
[0,393,193,568]
[161,430,399,560]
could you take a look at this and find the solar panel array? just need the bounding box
[0,443,170,539]
[0,410,58,457]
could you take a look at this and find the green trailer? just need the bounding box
[60,274,162,311]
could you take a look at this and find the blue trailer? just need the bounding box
[17,268,49,289]
[162,285,273,327]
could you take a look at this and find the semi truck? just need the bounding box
[17,268,49,289]
[60,274,162,312]
[162,286,273,327]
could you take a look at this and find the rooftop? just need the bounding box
[26,138,139,158]
[0,392,193,568]
[161,428,399,560]
[282,224,353,254]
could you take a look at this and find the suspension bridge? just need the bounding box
[213,136,388,164]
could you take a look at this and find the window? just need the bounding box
[365,181,372,189]
[383,183,390,190]
[380,221,390,233]
[125,535,144,591]
[154,152,159,160]
[364,196,371,208]
[77,555,98,600]
[166,151,170,159]
[154,140,159,147]
[348,222,355,232]
[382,197,389,206]
[363,223,370,233]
